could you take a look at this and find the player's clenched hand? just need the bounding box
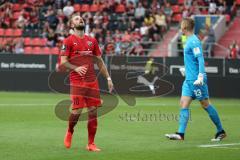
[193,73,204,86]
[107,78,114,93]
[74,65,88,76]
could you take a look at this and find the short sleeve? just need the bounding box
[191,40,203,58]
[60,39,71,56]
[93,38,102,56]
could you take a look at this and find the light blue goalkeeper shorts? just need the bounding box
[181,80,209,101]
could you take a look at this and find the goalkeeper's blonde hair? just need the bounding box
[181,18,195,32]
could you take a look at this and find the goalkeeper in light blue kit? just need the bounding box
[165,18,226,141]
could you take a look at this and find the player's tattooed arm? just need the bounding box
[60,56,87,76]
[94,56,113,92]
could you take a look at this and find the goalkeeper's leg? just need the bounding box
[200,99,226,141]
[166,96,192,140]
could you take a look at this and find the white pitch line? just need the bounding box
[198,143,240,148]
[211,147,240,150]
[0,103,239,107]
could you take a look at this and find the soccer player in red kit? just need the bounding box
[60,13,113,152]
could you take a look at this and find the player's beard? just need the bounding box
[75,24,85,31]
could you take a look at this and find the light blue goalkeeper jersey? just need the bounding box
[183,34,206,81]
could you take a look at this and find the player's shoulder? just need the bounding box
[63,35,74,43]
[64,34,73,41]
[85,35,97,42]
[190,35,201,46]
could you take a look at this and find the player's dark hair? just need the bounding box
[182,18,195,31]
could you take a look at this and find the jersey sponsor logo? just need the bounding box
[193,47,201,56]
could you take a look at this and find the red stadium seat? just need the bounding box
[74,4,81,12]
[178,0,184,5]
[90,4,99,12]
[12,29,22,37]
[12,4,22,12]
[237,0,240,5]
[32,47,43,54]
[13,12,21,20]
[225,14,230,23]
[24,47,33,54]
[32,38,46,46]
[0,38,4,45]
[99,4,106,11]
[81,4,90,12]
[4,29,14,37]
[24,37,32,46]
[172,5,180,13]
[42,47,51,54]
[0,28,4,36]
[50,47,59,55]
[172,14,182,22]
[115,4,126,13]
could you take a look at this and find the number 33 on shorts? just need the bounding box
[194,89,202,98]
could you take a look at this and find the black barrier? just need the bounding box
[0,54,240,98]
[0,54,49,72]
[225,59,240,77]
[164,57,224,77]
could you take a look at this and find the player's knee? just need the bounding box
[200,100,209,108]
[179,100,188,108]
[71,108,82,115]
[88,107,97,116]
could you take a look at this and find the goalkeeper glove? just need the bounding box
[179,67,185,77]
[193,73,204,86]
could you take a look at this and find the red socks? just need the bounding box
[67,109,98,144]
[68,113,80,133]
[88,112,98,144]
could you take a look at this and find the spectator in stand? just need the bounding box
[130,39,144,55]
[105,39,115,55]
[118,19,128,31]
[216,0,226,14]
[205,23,215,57]
[129,20,137,32]
[45,6,59,29]
[144,12,155,26]
[149,22,161,41]
[13,38,24,54]
[93,12,103,26]
[140,22,149,41]
[163,2,173,24]
[114,38,122,55]
[182,6,190,18]
[191,0,201,15]
[131,28,141,40]
[15,10,27,29]
[56,18,66,34]
[134,2,146,26]
[126,1,135,16]
[208,0,217,14]
[122,30,131,42]
[229,41,239,59]
[46,28,58,47]
[154,10,167,33]
[225,0,236,15]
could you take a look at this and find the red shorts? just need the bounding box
[70,80,101,109]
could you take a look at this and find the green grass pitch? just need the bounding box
[0,92,239,160]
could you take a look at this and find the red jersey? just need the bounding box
[60,34,102,82]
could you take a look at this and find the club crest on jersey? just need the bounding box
[87,41,93,47]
